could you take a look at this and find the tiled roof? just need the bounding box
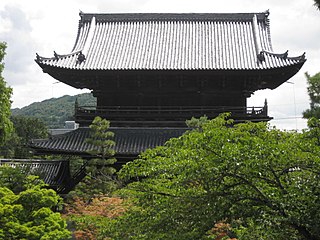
[36,11,305,71]
[0,159,70,187]
[31,127,188,155]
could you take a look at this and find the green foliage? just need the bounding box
[86,116,116,159]
[0,115,48,158]
[305,117,320,145]
[186,115,209,128]
[71,117,119,199]
[110,114,320,240]
[11,115,48,140]
[0,42,13,146]
[0,166,71,239]
[11,93,96,129]
[303,72,320,119]
[0,165,31,193]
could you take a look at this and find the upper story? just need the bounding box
[35,11,306,126]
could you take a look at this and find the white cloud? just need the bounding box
[0,6,35,74]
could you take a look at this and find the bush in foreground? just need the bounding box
[0,166,71,240]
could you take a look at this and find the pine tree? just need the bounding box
[72,117,119,199]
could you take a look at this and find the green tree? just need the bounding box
[0,166,71,239]
[71,117,118,199]
[111,114,320,240]
[303,72,320,119]
[11,115,48,141]
[0,165,31,193]
[0,115,48,158]
[0,42,13,145]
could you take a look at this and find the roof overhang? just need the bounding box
[36,60,306,91]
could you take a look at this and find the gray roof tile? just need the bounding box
[0,159,70,187]
[31,127,188,155]
[36,11,305,71]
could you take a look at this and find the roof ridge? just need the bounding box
[79,11,270,23]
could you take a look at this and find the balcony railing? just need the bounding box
[76,105,267,116]
[74,101,271,127]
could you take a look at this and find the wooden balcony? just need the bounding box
[74,102,271,127]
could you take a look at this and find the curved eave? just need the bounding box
[35,52,306,91]
[35,51,306,72]
[260,60,306,89]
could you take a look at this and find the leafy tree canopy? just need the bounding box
[0,42,13,145]
[303,72,320,119]
[0,115,48,158]
[0,166,71,239]
[0,165,33,193]
[11,115,48,140]
[111,114,320,240]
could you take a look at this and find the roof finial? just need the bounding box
[263,98,268,115]
[79,10,85,24]
[54,51,59,59]
[77,51,86,63]
[257,51,265,62]
[264,9,270,17]
[36,53,41,62]
[75,97,79,111]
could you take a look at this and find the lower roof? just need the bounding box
[0,159,70,187]
[30,127,189,156]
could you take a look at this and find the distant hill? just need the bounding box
[11,93,96,129]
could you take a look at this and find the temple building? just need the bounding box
[28,11,305,192]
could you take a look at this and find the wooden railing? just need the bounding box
[74,103,270,126]
[75,105,267,118]
[76,105,267,115]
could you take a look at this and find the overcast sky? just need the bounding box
[0,0,319,130]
